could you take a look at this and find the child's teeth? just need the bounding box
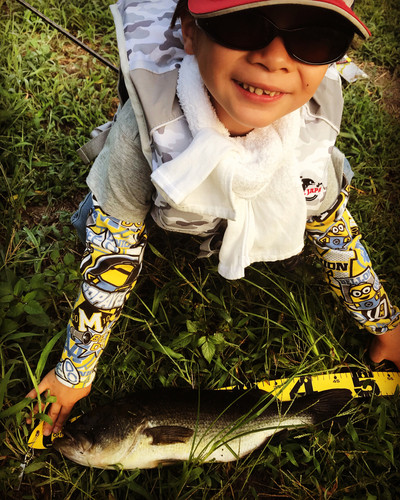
[239,82,281,96]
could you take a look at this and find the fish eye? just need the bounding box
[332,226,339,234]
[351,290,362,297]
[362,285,371,294]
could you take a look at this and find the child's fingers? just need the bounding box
[368,337,383,363]
[25,381,49,401]
[25,386,48,423]
[52,405,73,435]
[43,402,62,436]
[25,401,47,424]
[25,387,39,400]
[26,403,40,425]
[369,326,400,371]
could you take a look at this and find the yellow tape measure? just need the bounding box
[28,371,399,450]
[28,416,80,450]
[254,370,400,401]
[28,421,63,449]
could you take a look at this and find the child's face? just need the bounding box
[181,8,331,136]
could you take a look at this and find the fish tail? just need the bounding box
[289,389,352,424]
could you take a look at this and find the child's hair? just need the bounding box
[171,0,189,28]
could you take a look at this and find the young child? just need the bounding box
[26,0,400,436]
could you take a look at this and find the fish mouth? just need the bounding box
[53,429,94,455]
[236,80,284,97]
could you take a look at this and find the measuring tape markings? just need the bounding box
[256,371,400,400]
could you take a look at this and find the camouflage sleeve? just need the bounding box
[306,176,400,334]
[55,198,147,388]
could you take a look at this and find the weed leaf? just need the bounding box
[35,329,64,380]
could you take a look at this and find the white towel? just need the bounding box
[151,55,307,279]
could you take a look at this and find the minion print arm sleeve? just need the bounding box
[55,197,147,388]
[306,176,400,335]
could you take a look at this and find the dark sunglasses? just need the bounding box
[195,9,354,65]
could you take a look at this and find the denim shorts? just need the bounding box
[343,156,354,185]
[71,192,93,245]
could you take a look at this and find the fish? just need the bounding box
[53,387,351,469]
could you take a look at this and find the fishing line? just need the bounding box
[15,0,119,73]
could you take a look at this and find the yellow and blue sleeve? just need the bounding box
[55,198,147,388]
[307,177,400,334]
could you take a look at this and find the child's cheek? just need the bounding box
[303,65,329,96]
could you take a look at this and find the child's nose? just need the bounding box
[247,36,295,71]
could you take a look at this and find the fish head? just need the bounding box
[53,400,147,468]
[53,428,95,465]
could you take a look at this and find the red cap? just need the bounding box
[188,0,370,38]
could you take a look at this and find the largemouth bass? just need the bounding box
[53,388,351,469]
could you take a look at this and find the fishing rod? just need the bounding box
[15,0,119,73]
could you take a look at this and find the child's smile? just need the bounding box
[235,79,284,99]
[236,79,283,97]
[181,10,330,136]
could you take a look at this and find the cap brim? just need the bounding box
[188,0,371,39]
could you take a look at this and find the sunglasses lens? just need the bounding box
[287,27,352,64]
[197,11,353,64]
[198,11,273,51]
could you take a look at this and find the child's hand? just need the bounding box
[25,368,91,436]
[369,324,400,371]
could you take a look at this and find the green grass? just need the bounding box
[1,0,400,498]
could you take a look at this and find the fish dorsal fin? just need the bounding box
[144,426,194,446]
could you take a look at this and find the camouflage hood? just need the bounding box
[110,0,185,166]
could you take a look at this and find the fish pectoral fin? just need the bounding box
[266,429,289,447]
[144,426,194,445]
[159,459,181,466]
